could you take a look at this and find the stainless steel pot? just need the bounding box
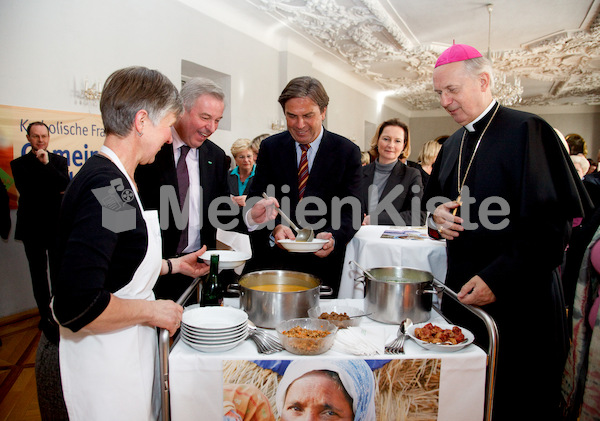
[228,270,333,328]
[358,267,434,324]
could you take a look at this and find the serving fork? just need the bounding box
[384,318,412,354]
[248,321,284,354]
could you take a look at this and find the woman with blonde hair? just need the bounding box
[416,140,442,188]
[360,118,425,226]
[229,138,256,207]
[251,133,269,162]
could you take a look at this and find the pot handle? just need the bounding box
[417,282,444,296]
[352,275,368,299]
[353,275,366,284]
[319,285,334,297]
[226,283,241,296]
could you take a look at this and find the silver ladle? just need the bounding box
[262,193,314,242]
[349,260,377,281]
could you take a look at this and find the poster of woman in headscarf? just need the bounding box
[223,358,441,421]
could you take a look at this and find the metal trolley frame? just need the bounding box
[432,279,499,421]
[158,276,203,421]
[157,277,498,421]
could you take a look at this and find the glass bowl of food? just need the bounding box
[307,305,365,329]
[276,318,338,355]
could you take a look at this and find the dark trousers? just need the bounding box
[22,239,58,319]
[35,332,69,420]
[23,238,60,341]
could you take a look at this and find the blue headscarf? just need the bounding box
[276,359,376,421]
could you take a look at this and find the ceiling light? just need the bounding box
[487,4,523,106]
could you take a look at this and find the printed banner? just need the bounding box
[223,358,441,420]
[0,104,105,208]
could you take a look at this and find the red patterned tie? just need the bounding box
[298,143,310,199]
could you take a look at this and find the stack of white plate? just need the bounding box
[181,306,249,353]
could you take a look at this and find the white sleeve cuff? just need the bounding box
[243,209,259,232]
[428,213,439,230]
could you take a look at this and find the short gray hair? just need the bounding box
[100,66,182,137]
[463,56,495,91]
[181,77,225,111]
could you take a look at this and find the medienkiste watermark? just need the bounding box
[93,181,511,233]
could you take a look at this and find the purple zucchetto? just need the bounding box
[435,44,483,68]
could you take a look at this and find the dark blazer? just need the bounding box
[359,161,425,226]
[10,152,69,242]
[249,129,362,246]
[246,129,362,291]
[135,138,230,256]
[227,169,255,197]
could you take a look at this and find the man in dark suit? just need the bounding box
[10,121,69,338]
[246,76,362,296]
[136,78,231,301]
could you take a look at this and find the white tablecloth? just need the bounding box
[339,225,448,298]
[169,298,486,421]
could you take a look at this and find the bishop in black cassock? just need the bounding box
[423,44,591,420]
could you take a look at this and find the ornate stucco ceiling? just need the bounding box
[241,0,600,111]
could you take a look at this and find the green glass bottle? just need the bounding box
[201,254,223,306]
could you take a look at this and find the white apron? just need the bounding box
[58,146,163,420]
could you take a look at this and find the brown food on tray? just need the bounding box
[282,325,332,353]
[283,326,331,339]
[318,311,350,321]
[414,323,465,344]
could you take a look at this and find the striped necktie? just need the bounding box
[298,143,310,199]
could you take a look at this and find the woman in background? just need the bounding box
[360,151,371,166]
[51,66,209,420]
[360,118,425,226]
[251,133,269,162]
[228,138,256,207]
[562,223,600,420]
[414,139,442,188]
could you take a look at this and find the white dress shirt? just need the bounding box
[295,126,323,171]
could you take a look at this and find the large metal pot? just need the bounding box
[360,267,434,324]
[228,270,333,328]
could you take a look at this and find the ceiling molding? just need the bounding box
[245,0,600,111]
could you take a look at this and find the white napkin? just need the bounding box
[332,326,386,355]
